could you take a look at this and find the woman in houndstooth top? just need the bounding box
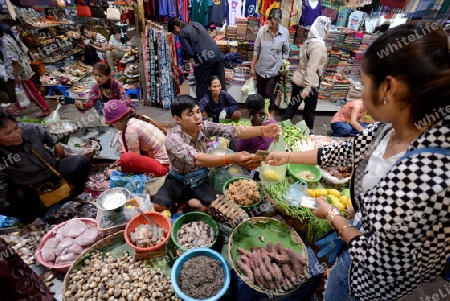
[266,21,450,301]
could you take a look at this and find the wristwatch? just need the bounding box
[327,206,341,229]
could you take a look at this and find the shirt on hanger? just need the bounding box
[300,0,322,26]
[245,0,258,17]
[209,0,227,26]
[336,7,351,27]
[227,0,243,26]
[159,0,177,17]
[347,10,367,30]
[192,0,210,26]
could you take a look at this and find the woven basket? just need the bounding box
[228,217,309,297]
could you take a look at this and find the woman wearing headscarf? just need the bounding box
[282,16,331,130]
[0,23,52,117]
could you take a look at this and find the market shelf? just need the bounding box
[43,48,83,64]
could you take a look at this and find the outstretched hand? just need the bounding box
[261,123,282,140]
[233,151,262,170]
[265,151,289,166]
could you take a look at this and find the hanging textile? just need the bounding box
[144,0,158,18]
[227,0,243,26]
[290,0,303,26]
[159,0,177,17]
[244,0,258,17]
[379,0,408,9]
[144,23,177,108]
[280,0,292,28]
[191,0,210,26]
[300,0,322,26]
[210,0,227,26]
[168,34,181,94]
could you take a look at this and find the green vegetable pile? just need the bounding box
[281,126,305,149]
[264,177,330,242]
[220,119,251,126]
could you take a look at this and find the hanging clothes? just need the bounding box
[144,23,177,108]
[290,0,303,26]
[300,0,322,26]
[347,10,368,30]
[159,0,177,17]
[322,7,338,23]
[144,0,158,18]
[244,0,258,17]
[209,0,227,26]
[280,0,292,28]
[336,7,351,27]
[379,0,408,9]
[227,0,243,26]
[192,0,210,26]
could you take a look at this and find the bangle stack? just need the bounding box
[326,206,341,229]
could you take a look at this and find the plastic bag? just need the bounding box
[213,165,250,194]
[241,77,256,95]
[109,170,151,194]
[260,134,287,185]
[44,103,62,125]
[63,137,101,158]
[16,85,31,108]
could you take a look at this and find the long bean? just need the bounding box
[265,178,330,241]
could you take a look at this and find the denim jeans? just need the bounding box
[324,250,357,301]
[331,122,369,137]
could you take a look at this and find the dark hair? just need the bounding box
[93,62,111,76]
[168,17,184,33]
[245,94,265,126]
[110,25,121,35]
[0,22,27,54]
[208,75,221,87]
[128,111,167,135]
[171,94,199,118]
[268,8,282,21]
[0,111,17,129]
[80,24,92,33]
[363,21,450,124]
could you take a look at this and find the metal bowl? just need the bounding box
[97,188,130,214]
[45,120,80,137]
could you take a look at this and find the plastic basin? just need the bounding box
[36,218,99,272]
[171,248,230,301]
[288,163,322,184]
[171,212,219,252]
[124,211,171,253]
[223,177,264,211]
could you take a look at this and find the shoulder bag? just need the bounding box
[30,147,72,207]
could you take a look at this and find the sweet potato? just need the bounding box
[267,252,290,264]
[254,267,267,289]
[272,262,283,280]
[267,242,275,253]
[287,248,307,265]
[286,249,304,276]
[237,247,252,258]
[241,255,253,269]
[276,242,288,256]
[256,257,272,282]
[236,259,254,284]
[281,263,296,283]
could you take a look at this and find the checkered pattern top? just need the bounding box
[318,115,450,301]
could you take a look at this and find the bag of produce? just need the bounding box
[260,134,287,186]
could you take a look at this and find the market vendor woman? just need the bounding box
[153,94,280,213]
[0,112,91,223]
[266,22,450,301]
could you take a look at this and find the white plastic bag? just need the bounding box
[219,109,227,120]
[241,77,256,95]
[16,85,30,108]
[44,103,62,125]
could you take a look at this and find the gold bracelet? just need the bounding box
[338,224,355,237]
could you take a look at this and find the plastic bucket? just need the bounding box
[171,248,230,301]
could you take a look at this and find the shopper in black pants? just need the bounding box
[283,82,319,130]
[282,16,331,130]
[168,17,226,100]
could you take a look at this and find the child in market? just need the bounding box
[235,94,278,153]
[74,62,131,116]
[330,99,374,137]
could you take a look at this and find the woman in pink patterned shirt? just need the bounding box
[103,99,169,177]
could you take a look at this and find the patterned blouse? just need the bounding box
[0,34,34,81]
[124,118,169,165]
[318,115,450,301]
[165,121,235,174]
[82,78,131,115]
